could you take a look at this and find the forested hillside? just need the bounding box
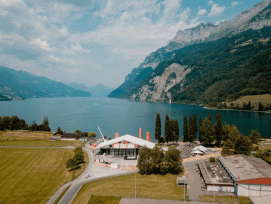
[0,67,92,101]
[129,27,271,106]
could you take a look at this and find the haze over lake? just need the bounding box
[0,97,270,141]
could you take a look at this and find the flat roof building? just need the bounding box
[218,155,271,196]
[197,161,234,192]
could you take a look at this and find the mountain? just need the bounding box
[68,82,114,97]
[0,66,92,101]
[129,27,271,105]
[109,0,271,99]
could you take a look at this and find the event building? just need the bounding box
[93,128,155,158]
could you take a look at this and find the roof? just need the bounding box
[219,154,271,182]
[193,145,207,152]
[191,150,204,154]
[198,161,233,185]
[95,134,155,149]
[62,133,82,138]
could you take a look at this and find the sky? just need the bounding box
[0,0,264,88]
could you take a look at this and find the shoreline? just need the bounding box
[203,106,271,114]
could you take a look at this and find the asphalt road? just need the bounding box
[47,143,138,204]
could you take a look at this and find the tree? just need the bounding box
[82,132,88,137]
[169,119,175,143]
[150,147,164,174]
[56,127,64,135]
[183,115,188,142]
[200,118,214,147]
[88,132,96,138]
[9,116,20,130]
[249,130,261,144]
[192,114,197,142]
[29,121,38,131]
[164,146,182,175]
[155,113,162,143]
[188,115,193,143]
[258,102,264,111]
[75,130,82,134]
[42,117,49,126]
[234,135,252,155]
[221,139,235,156]
[214,113,223,147]
[174,119,180,143]
[66,147,85,177]
[208,113,213,124]
[137,147,152,175]
[199,115,203,144]
[165,114,170,143]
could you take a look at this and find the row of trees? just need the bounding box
[29,117,51,132]
[137,146,182,175]
[183,114,198,143]
[155,114,179,144]
[218,101,271,112]
[0,115,28,131]
[0,115,51,132]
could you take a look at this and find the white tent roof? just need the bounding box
[95,134,155,149]
[191,150,204,154]
[193,145,207,153]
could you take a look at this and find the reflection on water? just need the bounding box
[0,97,270,141]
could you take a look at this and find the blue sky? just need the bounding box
[0,0,264,87]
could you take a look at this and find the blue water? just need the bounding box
[0,97,270,141]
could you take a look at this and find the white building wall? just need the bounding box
[238,184,271,196]
[207,185,234,192]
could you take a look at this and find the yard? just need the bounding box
[0,148,76,204]
[72,174,186,204]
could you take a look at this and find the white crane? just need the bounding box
[98,126,107,142]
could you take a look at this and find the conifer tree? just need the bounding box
[258,102,264,111]
[192,114,197,142]
[188,115,193,143]
[169,119,175,143]
[208,113,212,124]
[165,114,170,143]
[199,114,203,144]
[200,117,215,146]
[155,113,162,143]
[214,113,223,147]
[183,115,188,142]
[174,119,180,143]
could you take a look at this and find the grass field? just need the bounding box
[199,195,253,204]
[0,148,74,204]
[0,131,84,147]
[72,174,186,204]
[225,94,271,111]
[0,139,84,147]
[87,195,121,204]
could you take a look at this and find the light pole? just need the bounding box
[135,173,136,198]
[213,180,215,203]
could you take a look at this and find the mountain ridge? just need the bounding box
[0,66,92,101]
[109,0,271,99]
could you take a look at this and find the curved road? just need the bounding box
[47,143,138,204]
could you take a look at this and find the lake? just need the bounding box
[0,97,270,141]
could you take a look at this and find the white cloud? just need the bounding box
[63,43,91,55]
[231,1,241,7]
[208,1,213,5]
[208,3,226,17]
[80,0,198,59]
[198,8,207,15]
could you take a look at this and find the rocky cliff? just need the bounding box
[109,0,271,99]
